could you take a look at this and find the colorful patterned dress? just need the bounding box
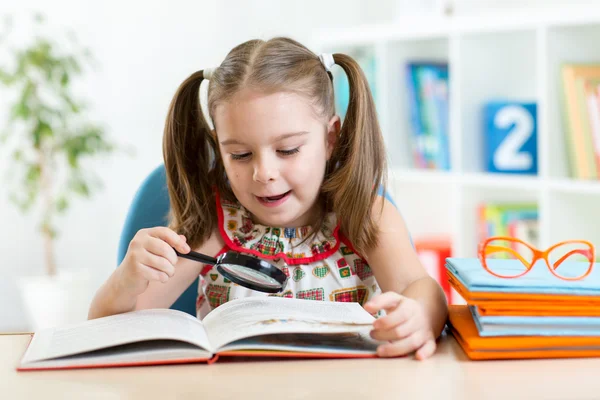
[195,192,382,319]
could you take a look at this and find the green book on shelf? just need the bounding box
[480,203,538,239]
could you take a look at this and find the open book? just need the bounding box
[18,297,384,371]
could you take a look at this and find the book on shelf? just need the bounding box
[405,62,450,171]
[333,48,377,121]
[561,64,600,179]
[477,203,538,245]
[507,218,538,247]
[17,297,383,371]
[414,236,454,303]
[579,77,600,176]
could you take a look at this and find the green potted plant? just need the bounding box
[0,14,123,330]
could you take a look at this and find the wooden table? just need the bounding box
[4,332,600,399]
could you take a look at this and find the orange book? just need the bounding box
[448,272,600,316]
[17,297,382,371]
[448,305,600,360]
[475,303,600,317]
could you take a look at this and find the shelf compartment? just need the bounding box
[457,29,538,175]
[388,179,454,239]
[386,38,449,169]
[546,22,600,179]
[546,191,600,254]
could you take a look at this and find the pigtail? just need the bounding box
[322,54,387,255]
[163,70,218,248]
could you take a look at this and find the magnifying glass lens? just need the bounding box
[219,263,282,289]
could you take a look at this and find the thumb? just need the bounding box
[415,339,436,360]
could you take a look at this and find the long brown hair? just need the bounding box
[163,37,386,255]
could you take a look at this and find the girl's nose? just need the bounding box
[253,156,279,183]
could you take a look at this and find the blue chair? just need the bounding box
[117,164,398,316]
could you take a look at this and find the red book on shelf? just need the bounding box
[414,237,452,303]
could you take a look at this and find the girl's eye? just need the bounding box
[278,148,300,156]
[231,153,251,161]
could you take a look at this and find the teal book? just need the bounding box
[446,258,600,295]
[334,51,377,121]
[470,306,600,337]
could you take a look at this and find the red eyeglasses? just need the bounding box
[478,236,596,281]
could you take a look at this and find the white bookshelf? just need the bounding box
[314,6,600,259]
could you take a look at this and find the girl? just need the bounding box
[89,37,448,360]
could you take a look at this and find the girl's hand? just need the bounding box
[364,292,437,360]
[118,227,191,296]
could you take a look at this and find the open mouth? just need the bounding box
[257,190,292,204]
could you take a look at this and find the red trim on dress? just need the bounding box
[215,190,342,265]
[338,232,366,260]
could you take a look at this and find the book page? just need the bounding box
[21,341,212,370]
[220,331,380,354]
[203,297,375,351]
[21,309,211,364]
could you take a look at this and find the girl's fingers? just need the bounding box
[373,304,411,330]
[376,331,428,358]
[415,339,437,360]
[364,292,404,314]
[370,317,417,341]
[148,227,190,254]
[179,234,188,246]
[137,263,170,283]
[145,236,179,266]
[139,251,176,277]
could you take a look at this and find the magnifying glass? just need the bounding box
[174,248,288,293]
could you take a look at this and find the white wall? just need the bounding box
[0,0,394,331]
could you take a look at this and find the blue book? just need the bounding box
[409,62,450,170]
[470,306,600,337]
[446,258,600,295]
[405,64,427,168]
[335,53,377,121]
[423,64,450,170]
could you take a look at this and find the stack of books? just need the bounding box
[446,257,600,360]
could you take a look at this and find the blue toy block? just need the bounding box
[483,101,538,175]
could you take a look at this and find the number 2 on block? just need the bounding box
[493,105,534,170]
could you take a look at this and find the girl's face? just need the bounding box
[214,89,339,228]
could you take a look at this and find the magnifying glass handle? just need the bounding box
[174,248,218,265]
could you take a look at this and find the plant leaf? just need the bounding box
[55,195,68,213]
